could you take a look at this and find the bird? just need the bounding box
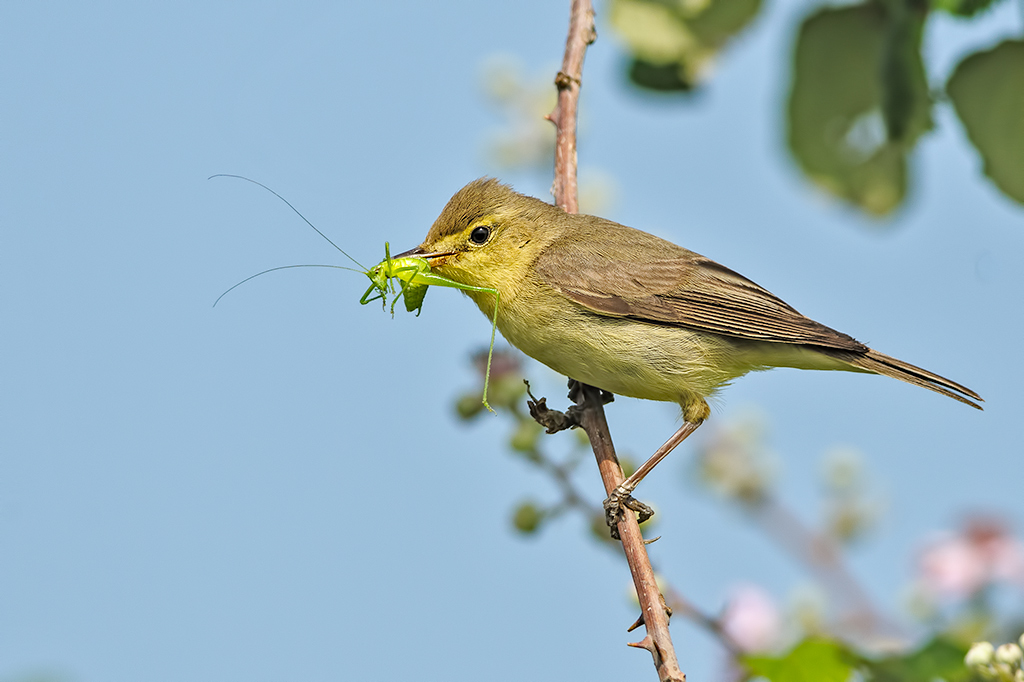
[397,178,982,523]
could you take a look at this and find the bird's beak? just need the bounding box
[395,246,456,266]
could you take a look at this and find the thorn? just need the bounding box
[627,635,656,653]
[627,613,645,632]
[643,535,662,545]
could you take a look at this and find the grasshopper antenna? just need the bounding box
[214,264,360,308]
[210,174,368,271]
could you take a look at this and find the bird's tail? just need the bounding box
[844,348,983,410]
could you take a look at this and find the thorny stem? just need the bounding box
[546,3,684,681]
[520,421,740,658]
[576,385,685,682]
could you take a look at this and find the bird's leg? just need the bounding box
[604,419,703,530]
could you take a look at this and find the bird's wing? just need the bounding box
[533,221,867,352]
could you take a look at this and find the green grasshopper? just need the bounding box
[213,174,500,413]
[358,241,500,413]
[359,242,431,315]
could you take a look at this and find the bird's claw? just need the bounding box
[525,382,584,433]
[603,485,655,539]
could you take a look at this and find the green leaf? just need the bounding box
[455,392,486,420]
[610,0,763,92]
[628,58,697,92]
[947,39,1024,206]
[787,1,932,216]
[863,637,976,682]
[931,0,1002,18]
[509,420,543,454]
[744,638,855,682]
[880,0,929,142]
[511,501,545,534]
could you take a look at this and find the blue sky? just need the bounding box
[2,2,1021,681]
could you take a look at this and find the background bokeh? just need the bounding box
[2,2,1021,681]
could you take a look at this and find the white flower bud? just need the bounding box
[1014,667,1024,682]
[966,642,995,668]
[995,643,1023,666]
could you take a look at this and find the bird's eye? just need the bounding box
[469,225,491,245]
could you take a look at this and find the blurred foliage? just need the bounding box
[744,636,984,682]
[604,0,1024,216]
[480,55,557,171]
[744,638,856,682]
[932,0,1001,17]
[867,637,978,682]
[692,411,776,505]
[609,0,763,91]
[479,57,617,214]
[787,0,931,216]
[948,40,1024,206]
[512,500,546,533]
[820,447,880,544]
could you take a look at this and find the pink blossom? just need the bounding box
[917,517,1024,599]
[720,584,781,653]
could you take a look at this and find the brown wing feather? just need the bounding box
[534,218,866,352]
[530,214,982,409]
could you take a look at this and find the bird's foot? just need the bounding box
[603,485,654,540]
[566,378,613,406]
[525,381,584,433]
[525,379,615,434]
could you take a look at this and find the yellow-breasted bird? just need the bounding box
[398,179,982,523]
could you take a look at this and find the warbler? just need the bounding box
[398,179,982,521]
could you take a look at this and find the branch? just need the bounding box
[548,0,596,214]
[546,6,685,679]
[576,385,685,682]
[516,389,746,662]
